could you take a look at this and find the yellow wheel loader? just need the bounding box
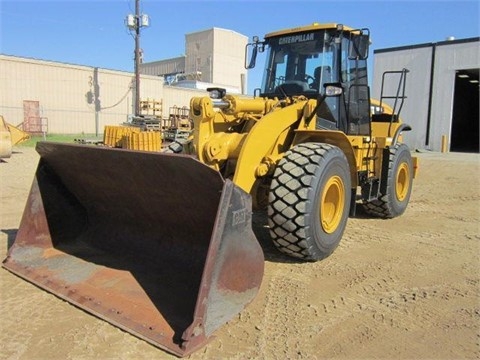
[185,23,417,260]
[3,23,417,357]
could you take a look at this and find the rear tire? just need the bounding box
[362,143,413,218]
[268,143,351,261]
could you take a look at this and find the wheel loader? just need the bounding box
[3,23,417,357]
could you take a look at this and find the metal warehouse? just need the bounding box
[372,37,479,152]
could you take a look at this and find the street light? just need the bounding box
[126,0,149,116]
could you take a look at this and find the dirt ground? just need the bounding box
[1,146,479,360]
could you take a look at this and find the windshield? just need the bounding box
[261,30,338,98]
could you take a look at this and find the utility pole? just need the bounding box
[126,0,149,116]
[134,0,141,117]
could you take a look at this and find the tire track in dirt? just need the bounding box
[2,149,479,359]
[254,267,309,359]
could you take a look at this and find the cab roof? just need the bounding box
[264,23,354,39]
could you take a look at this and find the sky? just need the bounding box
[1,0,479,94]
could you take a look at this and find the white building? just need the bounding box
[140,28,248,94]
[0,54,206,134]
[0,28,249,135]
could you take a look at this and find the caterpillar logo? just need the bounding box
[232,208,247,226]
[278,33,314,45]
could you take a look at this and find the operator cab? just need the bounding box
[246,23,371,136]
[261,31,334,98]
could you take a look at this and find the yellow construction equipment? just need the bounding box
[102,125,162,151]
[0,115,30,158]
[3,23,417,356]
[103,125,141,147]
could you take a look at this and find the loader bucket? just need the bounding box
[2,142,264,357]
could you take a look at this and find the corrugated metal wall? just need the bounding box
[373,46,433,151]
[0,55,208,134]
[140,56,186,76]
[373,39,479,151]
[429,41,479,152]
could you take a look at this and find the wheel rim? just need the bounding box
[395,162,410,201]
[320,175,345,234]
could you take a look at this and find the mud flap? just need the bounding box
[2,142,264,357]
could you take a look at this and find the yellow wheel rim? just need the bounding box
[395,162,410,202]
[320,175,345,234]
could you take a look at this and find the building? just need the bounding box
[373,37,479,152]
[0,28,249,135]
[140,28,248,94]
[0,54,206,134]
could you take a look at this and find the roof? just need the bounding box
[185,27,248,40]
[374,37,480,54]
[0,53,131,75]
[264,23,354,38]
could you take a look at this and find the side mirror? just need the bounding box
[245,36,264,69]
[348,29,370,60]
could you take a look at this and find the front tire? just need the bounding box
[268,143,351,261]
